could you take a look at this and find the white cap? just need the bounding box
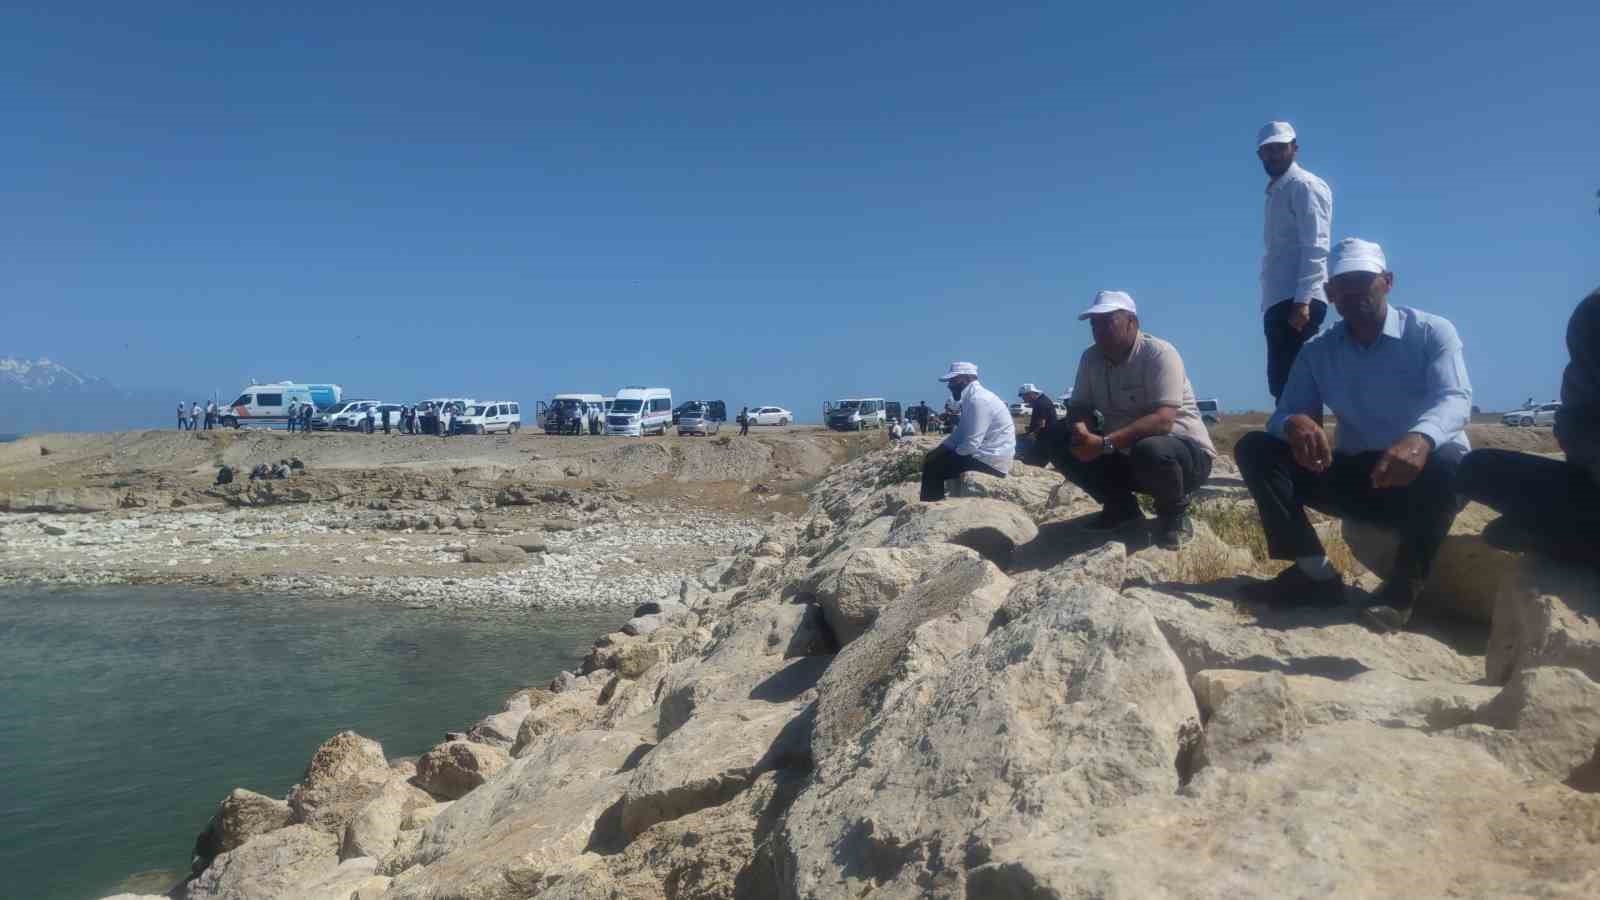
[1329,238,1388,276]
[1017,383,1040,397]
[1079,290,1137,320]
[1257,121,1296,147]
[938,361,978,382]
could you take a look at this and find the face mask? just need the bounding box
[948,382,965,402]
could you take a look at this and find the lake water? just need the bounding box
[0,584,626,900]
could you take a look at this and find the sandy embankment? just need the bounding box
[0,427,874,608]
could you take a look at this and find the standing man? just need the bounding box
[381,405,391,435]
[189,402,201,431]
[178,402,187,430]
[1234,239,1472,632]
[739,407,750,436]
[919,362,1014,502]
[1457,287,1600,566]
[1054,291,1215,548]
[438,404,451,439]
[302,403,314,433]
[1258,120,1333,402]
[287,400,299,433]
[365,405,376,435]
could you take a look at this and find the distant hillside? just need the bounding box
[0,357,190,434]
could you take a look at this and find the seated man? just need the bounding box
[1235,238,1472,632]
[919,361,1014,502]
[1457,287,1600,565]
[1014,382,1058,465]
[1053,290,1215,549]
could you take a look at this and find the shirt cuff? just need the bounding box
[1408,422,1447,450]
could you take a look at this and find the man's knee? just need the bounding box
[1232,430,1284,476]
[1455,448,1518,500]
[1128,435,1181,469]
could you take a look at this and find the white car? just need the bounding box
[1009,402,1027,418]
[748,406,792,426]
[456,401,523,435]
[1504,402,1560,427]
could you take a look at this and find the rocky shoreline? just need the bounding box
[98,439,1600,899]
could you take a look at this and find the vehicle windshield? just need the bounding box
[325,402,355,415]
[611,399,643,414]
[230,394,251,406]
[1197,401,1218,411]
[836,400,862,411]
[681,404,706,416]
[469,405,488,416]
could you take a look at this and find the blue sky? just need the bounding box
[4,1,1597,421]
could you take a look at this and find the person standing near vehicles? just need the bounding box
[438,404,451,439]
[303,403,314,433]
[189,402,201,431]
[287,400,299,433]
[365,406,376,435]
[381,405,391,435]
[739,407,750,436]
[177,402,187,430]
[1257,120,1333,402]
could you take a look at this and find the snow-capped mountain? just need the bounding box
[0,356,112,392]
[0,357,187,433]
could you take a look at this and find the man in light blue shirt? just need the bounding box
[1235,238,1472,633]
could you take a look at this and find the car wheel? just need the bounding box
[509,422,519,434]
[1521,417,1533,427]
[778,417,788,426]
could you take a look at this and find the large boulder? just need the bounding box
[412,740,509,801]
[966,721,1600,899]
[620,697,812,836]
[1487,555,1600,685]
[810,553,1013,765]
[1192,671,1305,773]
[297,857,390,900]
[287,731,392,835]
[342,772,438,863]
[0,486,119,513]
[1343,521,1514,623]
[805,543,980,646]
[955,466,1057,512]
[883,498,1039,567]
[1191,668,1495,730]
[385,729,649,900]
[1124,584,1482,684]
[185,824,340,900]
[191,788,292,875]
[782,581,1199,896]
[462,543,527,564]
[465,688,544,749]
[994,542,1128,627]
[1453,666,1600,783]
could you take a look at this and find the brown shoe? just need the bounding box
[1241,564,1345,609]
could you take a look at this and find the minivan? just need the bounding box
[824,398,887,431]
[220,381,343,429]
[1196,398,1221,426]
[606,386,673,436]
[455,401,521,434]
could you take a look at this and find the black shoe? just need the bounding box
[1361,578,1423,633]
[1155,511,1194,550]
[1480,517,1537,554]
[1084,503,1144,532]
[1240,564,1345,608]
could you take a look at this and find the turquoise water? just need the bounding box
[0,584,625,900]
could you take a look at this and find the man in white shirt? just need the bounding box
[1257,120,1333,401]
[920,361,1015,502]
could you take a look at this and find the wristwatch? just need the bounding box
[1101,436,1115,456]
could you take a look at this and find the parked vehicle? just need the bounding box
[605,387,672,436]
[1504,402,1561,427]
[220,381,343,429]
[747,406,792,426]
[418,398,474,435]
[672,400,727,425]
[677,403,721,436]
[1196,398,1221,426]
[824,398,887,431]
[885,401,903,425]
[329,400,384,431]
[312,398,374,431]
[1009,402,1028,418]
[539,393,603,435]
[457,401,522,434]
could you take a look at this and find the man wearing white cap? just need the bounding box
[1235,238,1472,632]
[1057,291,1216,549]
[1257,120,1333,401]
[920,361,1014,502]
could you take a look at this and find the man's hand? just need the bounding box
[1371,433,1432,489]
[1287,302,1312,332]
[1283,414,1331,473]
[1069,422,1101,463]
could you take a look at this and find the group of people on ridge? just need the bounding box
[919,120,1597,633]
[177,401,219,430]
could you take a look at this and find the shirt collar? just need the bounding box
[1266,162,1302,194]
[1335,304,1404,346]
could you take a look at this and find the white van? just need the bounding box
[605,386,673,436]
[220,381,343,429]
[824,398,888,431]
[457,401,522,435]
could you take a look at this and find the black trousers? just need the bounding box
[1264,298,1329,401]
[1055,434,1212,517]
[1457,449,1600,564]
[1234,431,1461,584]
[920,445,1005,501]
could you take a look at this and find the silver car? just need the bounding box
[1503,402,1560,427]
[677,406,720,436]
